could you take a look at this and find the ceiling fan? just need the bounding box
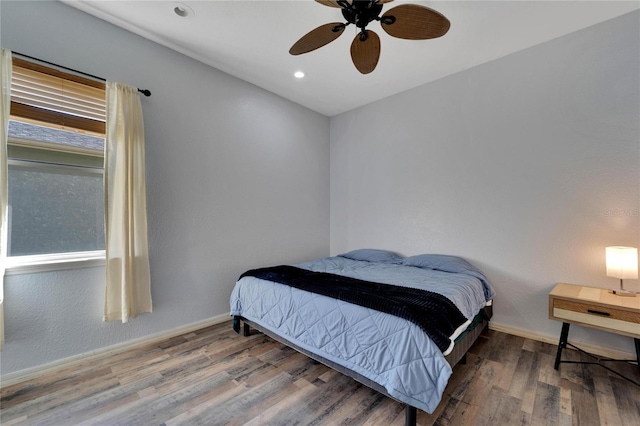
[289,0,451,74]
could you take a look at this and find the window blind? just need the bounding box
[10,58,106,135]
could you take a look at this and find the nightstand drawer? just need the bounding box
[552,299,640,336]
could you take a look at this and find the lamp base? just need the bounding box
[609,289,637,297]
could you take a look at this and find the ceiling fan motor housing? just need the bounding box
[341,1,384,31]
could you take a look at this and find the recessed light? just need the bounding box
[173,2,194,18]
[294,71,305,79]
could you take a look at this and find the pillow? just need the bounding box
[338,249,404,264]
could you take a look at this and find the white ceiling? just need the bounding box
[63,1,639,116]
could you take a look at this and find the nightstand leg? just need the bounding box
[554,322,570,370]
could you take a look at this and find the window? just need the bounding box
[6,58,106,273]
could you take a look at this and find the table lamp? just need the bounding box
[605,246,638,296]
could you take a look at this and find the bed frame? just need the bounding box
[233,304,492,426]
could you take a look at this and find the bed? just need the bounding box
[230,249,495,425]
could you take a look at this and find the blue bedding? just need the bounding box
[230,253,493,413]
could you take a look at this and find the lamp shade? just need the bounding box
[606,246,638,279]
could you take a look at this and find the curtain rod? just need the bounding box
[13,51,152,97]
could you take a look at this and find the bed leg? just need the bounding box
[233,316,241,334]
[243,322,251,337]
[459,354,467,365]
[405,405,417,426]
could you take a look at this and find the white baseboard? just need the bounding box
[1,313,232,387]
[488,322,636,361]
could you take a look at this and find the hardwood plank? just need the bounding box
[256,344,299,365]
[0,415,28,426]
[361,397,405,426]
[151,355,240,397]
[73,393,160,426]
[38,392,142,426]
[486,331,524,365]
[224,380,315,426]
[422,353,485,424]
[240,379,318,426]
[289,371,367,425]
[593,374,623,426]
[484,331,522,392]
[536,352,562,387]
[507,348,535,400]
[530,382,560,425]
[1,373,119,422]
[523,338,557,357]
[559,386,572,416]
[466,331,492,356]
[16,371,162,426]
[520,352,542,415]
[111,349,171,375]
[85,370,235,425]
[317,367,342,383]
[1,366,114,407]
[163,380,249,426]
[571,385,601,426]
[558,345,588,393]
[447,358,504,425]
[176,371,295,425]
[236,360,284,388]
[609,376,640,426]
[320,384,387,425]
[475,386,522,426]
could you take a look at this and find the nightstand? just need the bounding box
[549,283,640,384]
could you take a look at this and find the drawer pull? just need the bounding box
[587,309,610,317]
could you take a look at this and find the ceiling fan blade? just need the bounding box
[350,30,381,74]
[315,0,347,8]
[377,0,394,3]
[289,22,346,55]
[381,4,450,40]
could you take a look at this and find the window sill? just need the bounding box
[5,250,106,275]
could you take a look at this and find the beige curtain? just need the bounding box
[104,81,152,323]
[0,48,12,350]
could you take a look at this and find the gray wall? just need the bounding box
[1,2,638,376]
[330,11,639,354]
[1,0,330,374]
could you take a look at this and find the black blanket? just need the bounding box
[239,265,467,353]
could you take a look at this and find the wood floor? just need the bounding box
[1,321,639,426]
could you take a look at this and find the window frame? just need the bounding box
[5,132,107,275]
[6,55,107,274]
[5,250,105,276]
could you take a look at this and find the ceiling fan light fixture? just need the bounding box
[294,71,305,79]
